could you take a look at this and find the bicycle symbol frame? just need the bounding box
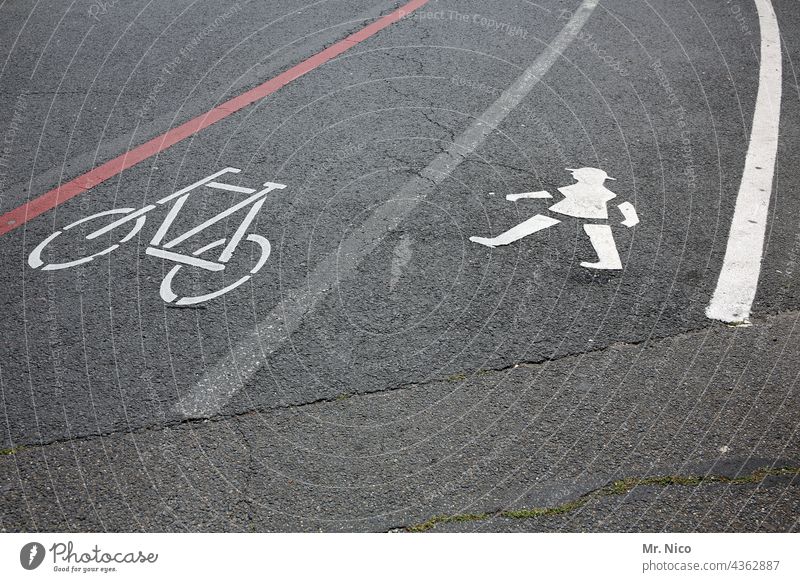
[28,167,286,306]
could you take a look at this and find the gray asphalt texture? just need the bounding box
[0,0,799,532]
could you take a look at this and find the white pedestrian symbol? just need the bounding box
[469,167,639,270]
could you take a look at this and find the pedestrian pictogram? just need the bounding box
[469,167,638,270]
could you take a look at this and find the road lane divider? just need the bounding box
[0,0,431,237]
[706,0,782,323]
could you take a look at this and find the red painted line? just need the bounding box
[0,0,429,236]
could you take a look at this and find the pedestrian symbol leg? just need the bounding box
[580,224,622,270]
[470,214,560,248]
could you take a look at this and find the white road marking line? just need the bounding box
[174,0,600,418]
[706,0,782,323]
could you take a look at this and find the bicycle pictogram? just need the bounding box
[28,168,286,305]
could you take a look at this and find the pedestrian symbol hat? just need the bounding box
[565,168,616,181]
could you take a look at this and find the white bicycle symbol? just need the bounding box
[28,167,286,306]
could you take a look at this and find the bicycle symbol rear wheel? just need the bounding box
[159,234,272,306]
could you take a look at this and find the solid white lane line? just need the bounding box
[174,0,600,418]
[706,0,782,323]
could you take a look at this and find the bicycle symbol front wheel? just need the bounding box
[159,234,272,306]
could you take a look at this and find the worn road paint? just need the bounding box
[0,0,431,237]
[706,0,782,323]
[389,234,413,292]
[174,0,601,419]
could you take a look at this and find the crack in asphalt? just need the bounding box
[3,308,798,452]
[394,466,800,532]
[418,109,458,142]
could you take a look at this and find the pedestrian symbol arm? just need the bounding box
[618,201,639,227]
[506,191,553,202]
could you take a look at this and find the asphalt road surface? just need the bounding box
[0,0,798,532]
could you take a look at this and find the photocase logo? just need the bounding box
[20,542,45,570]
